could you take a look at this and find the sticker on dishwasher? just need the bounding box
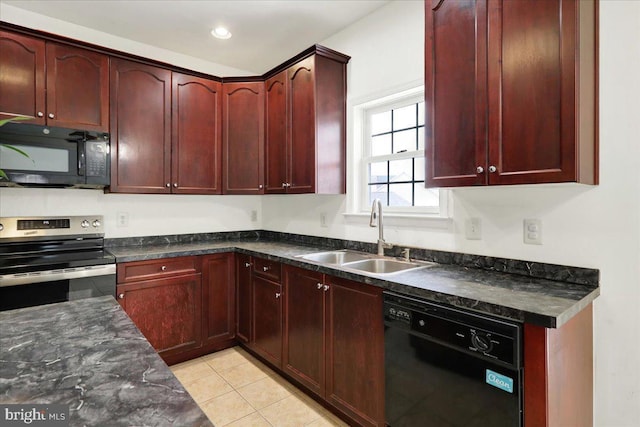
[486,369,514,393]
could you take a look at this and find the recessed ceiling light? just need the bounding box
[211,27,231,40]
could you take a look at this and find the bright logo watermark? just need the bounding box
[0,405,68,426]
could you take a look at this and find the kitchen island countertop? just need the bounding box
[0,296,212,427]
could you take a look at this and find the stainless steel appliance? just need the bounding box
[0,216,115,311]
[0,123,110,188]
[384,291,523,426]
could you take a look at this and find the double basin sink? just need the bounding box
[297,249,433,275]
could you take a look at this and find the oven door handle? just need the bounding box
[0,264,116,287]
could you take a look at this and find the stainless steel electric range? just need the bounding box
[0,216,115,311]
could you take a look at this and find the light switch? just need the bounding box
[523,219,542,245]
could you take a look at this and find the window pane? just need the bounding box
[389,183,412,207]
[389,159,412,182]
[417,126,425,150]
[371,111,391,135]
[369,184,388,206]
[414,156,425,181]
[393,129,417,153]
[371,134,392,156]
[414,184,439,207]
[369,161,388,183]
[418,101,425,126]
[393,104,416,131]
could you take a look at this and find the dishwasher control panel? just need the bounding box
[383,291,522,368]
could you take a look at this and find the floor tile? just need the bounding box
[259,394,323,427]
[216,360,269,389]
[224,411,272,427]
[305,413,349,427]
[204,347,253,372]
[199,390,255,426]
[183,371,233,403]
[236,375,294,409]
[171,361,215,386]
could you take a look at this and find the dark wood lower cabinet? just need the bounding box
[116,272,202,359]
[252,275,283,368]
[202,253,235,349]
[281,266,385,427]
[236,254,253,344]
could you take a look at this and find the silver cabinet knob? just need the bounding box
[48,113,55,119]
[282,183,287,188]
[37,111,44,117]
[275,292,281,299]
[173,183,178,188]
[118,293,124,299]
[244,262,251,268]
[166,183,170,187]
[286,183,291,188]
[161,265,167,271]
[317,283,323,290]
[323,285,329,292]
[263,266,270,272]
[476,166,484,174]
[489,165,497,173]
[258,184,263,189]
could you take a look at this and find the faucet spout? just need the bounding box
[370,199,392,256]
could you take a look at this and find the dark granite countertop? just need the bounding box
[106,236,599,328]
[0,296,213,427]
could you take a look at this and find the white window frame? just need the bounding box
[346,84,450,225]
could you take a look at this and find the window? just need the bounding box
[357,89,441,215]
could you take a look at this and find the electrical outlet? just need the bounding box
[117,212,129,227]
[465,218,481,240]
[523,219,542,245]
[320,212,328,228]
[250,210,258,222]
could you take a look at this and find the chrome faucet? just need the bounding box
[370,199,393,256]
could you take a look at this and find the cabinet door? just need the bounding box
[222,82,265,194]
[116,273,202,358]
[487,0,583,184]
[264,71,288,194]
[252,275,282,367]
[110,59,171,193]
[287,56,316,194]
[424,0,487,187]
[236,254,253,344]
[45,43,109,132]
[283,266,324,397]
[172,73,222,194]
[202,253,235,347]
[0,31,45,124]
[325,276,385,427]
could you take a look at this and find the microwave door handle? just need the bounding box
[78,143,85,176]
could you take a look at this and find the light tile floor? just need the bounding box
[170,346,349,427]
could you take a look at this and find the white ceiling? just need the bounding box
[3,0,390,74]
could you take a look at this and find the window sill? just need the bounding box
[343,212,452,229]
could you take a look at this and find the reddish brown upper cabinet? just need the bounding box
[222,81,265,194]
[0,31,108,131]
[283,266,385,427]
[264,50,349,194]
[425,0,597,187]
[110,59,172,193]
[172,73,222,194]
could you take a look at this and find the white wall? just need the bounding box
[263,1,640,425]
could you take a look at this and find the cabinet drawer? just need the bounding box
[118,257,200,283]
[252,257,281,282]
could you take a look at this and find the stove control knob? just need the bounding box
[81,220,90,228]
[92,220,101,228]
[0,224,3,231]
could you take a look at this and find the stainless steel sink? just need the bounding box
[298,250,372,264]
[341,258,425,275]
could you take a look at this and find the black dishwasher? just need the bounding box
[384,292,523,427]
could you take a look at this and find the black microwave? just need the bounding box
[0,123,110,188]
